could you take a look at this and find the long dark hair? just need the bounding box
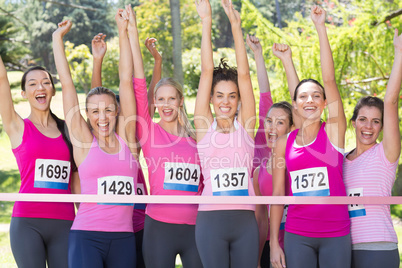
[21,66,77,172]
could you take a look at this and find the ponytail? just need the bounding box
[50,111,77,172]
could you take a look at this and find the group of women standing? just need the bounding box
[0,0,401,267]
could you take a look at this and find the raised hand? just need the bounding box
[115,8,128,32]
[145,37,162,61]
[394,29,402,53]
[92,33,107,60]
[124,4,137,32]
[195,0,212,21]
[311,5,326,26]
[221,0,241,27]
[246,34,262,55]
[272,43,292,61]
[53,20,72,39]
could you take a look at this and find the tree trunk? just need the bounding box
[169,0,184,85]
[275,0,282,29]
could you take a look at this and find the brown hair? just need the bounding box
[293,79,326,101]
[154,78,196,140]
[351,96,384,124]
[268,101,293,127]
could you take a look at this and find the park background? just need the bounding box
[1,0,402,266]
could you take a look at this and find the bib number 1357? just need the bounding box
[210,167,249,196]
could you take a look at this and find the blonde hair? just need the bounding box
[154,78,196,140]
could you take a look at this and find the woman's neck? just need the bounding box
[159,119,184,137]
[216,116,236,133]
[351,140,377,159]
[297,120,322,145]
[28,109,53,127]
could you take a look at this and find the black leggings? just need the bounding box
[142,215,202,268]
[195,210,259,268]
[10,217,73,268]
[284,231,351,268]
[135,229,146,268]
[352,249,399,268]
[260,240,270,268]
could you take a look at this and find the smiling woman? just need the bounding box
[0,59,78,267]
[343,29,402,268]
[52,6,141,267]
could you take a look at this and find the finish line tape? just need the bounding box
[0,193,401,204]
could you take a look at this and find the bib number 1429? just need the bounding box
[97,176,134,206]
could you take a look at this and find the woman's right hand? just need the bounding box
[270,243,286,268]
[246,34,262,55]
[272,43,292,62]
[145,37,162,62]
[53,20,72,39]
[92,33,107,60]
[196,0,212,21]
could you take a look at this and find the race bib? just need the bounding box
[134,183,146,210]
[163,162,200,192]
[210,167,249,196]
[280,204,289,230]
[34,159,70,190]
[347,188,366,218]
[97,176,134,206]
[290,167,329,196]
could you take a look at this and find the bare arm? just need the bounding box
[117,6,137,156]
[311,6,346,148]
[270,136,287,268]
[52,20,93,164]
[253,167,269,268]
[194,0,214,141]
[91,33,107,88]
[383,29,402,163]
[0,56,24,148]
[272,43,300,100]
[247,34,270,94]
[145,37,162,118]
[222,0,255,138]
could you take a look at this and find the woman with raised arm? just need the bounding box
[53,7,139,267]
[90,29,150,268]
[246,34,273,172]
[194,0,258,267]
[0,59,78,268]
[343,29,402,268]
[252,41,300,268]
[270,6,351,268]
[127,3,203,268]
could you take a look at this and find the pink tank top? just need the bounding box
[258,160,285,248]
[343,142,398,244]
[253,92,273,171]
[197,119,255,211]
[12,119,75,220]
[133,167,147,233]
[285,122,350,237]
[71,134,138,232]
[134,78,203,225]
